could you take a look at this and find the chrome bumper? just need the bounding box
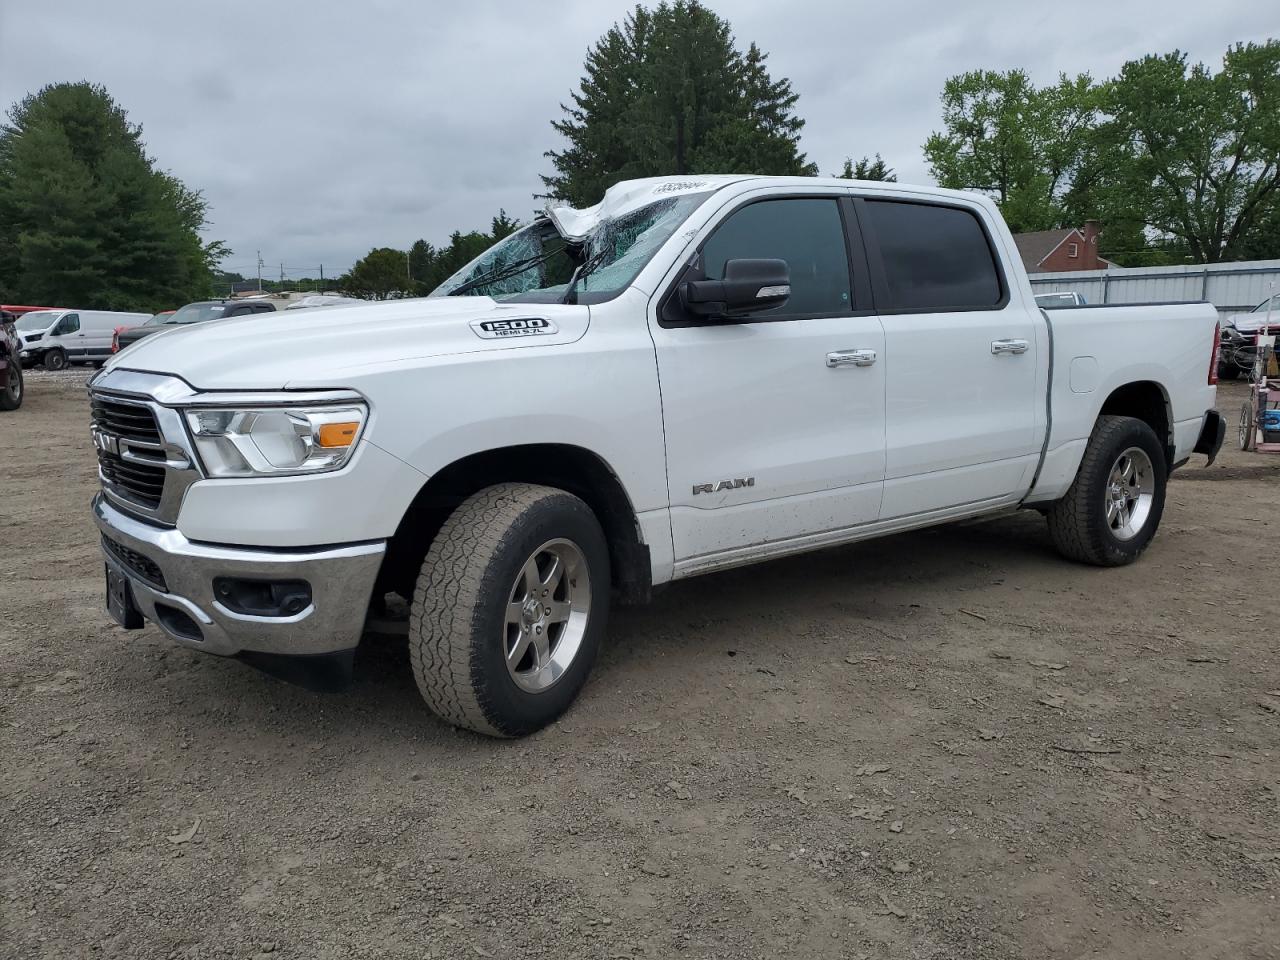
[93,494,385,657]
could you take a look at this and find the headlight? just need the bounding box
[26,333,43,343]
[184,403,367,477]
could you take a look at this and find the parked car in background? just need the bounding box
[1219,294,1279,379]
[16,309,150,370]
[89,174,1223,738]
[114,311,174,353]
[0,308,24,410]
[285,295,366,310]
[114,299,276,352]
[1035,291,1087,308]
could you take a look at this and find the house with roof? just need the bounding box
[1013,221,1113,273]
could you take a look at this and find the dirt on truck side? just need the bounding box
[1,371,1277,960]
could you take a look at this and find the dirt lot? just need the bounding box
[2,371,1278,960]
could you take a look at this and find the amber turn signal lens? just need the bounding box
[317,421,359,448]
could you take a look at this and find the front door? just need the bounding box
[649,194,887,570]
[856,197,1041,519]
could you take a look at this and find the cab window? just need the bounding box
[700,198,852,318]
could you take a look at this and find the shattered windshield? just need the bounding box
[430,192,711,304]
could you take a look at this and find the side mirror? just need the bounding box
[681,258,790,319]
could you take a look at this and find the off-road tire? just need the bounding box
[408,483,610,738]
[0,361,22,411]
[1046,415,1167,567]
[43,348,67,372]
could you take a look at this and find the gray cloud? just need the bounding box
[0,0,1271,282]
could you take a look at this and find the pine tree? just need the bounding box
[836,155,897,182]
[0,82,223,310]
[542,1,815,205]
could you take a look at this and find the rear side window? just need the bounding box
[864,200,1003,311]
[701,198,851,317]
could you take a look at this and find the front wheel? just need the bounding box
[42,348,67,371]
[408,483,610,737]
[0,362,22,410]
[1046,415,1167,566]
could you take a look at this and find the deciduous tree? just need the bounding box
[1102,41,1280,263]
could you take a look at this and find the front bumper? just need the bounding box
[93,494,385,657]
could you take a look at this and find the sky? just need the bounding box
[1,0,1274,282]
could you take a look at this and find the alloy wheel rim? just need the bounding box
[502,538,591,693]
[1103,446,1155,541]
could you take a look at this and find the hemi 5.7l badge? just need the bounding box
[470,317,558,339]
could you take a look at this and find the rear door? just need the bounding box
[650,191,887,569]
[856,197,1041,519]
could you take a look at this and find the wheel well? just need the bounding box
[377,444,652,605]
[1099,381,1172,467]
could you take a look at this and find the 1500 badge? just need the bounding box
[470,317,558,339]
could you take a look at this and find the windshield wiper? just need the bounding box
[561,247,609,304]
[449,248,563,297]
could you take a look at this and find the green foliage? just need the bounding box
[1102,41,1280,263]
[542,1,815,205]
[338,247,412,301]
[924,41,1280,263]
[924,69,1103,233]
[836,154,896,181]
[0,82,224,310]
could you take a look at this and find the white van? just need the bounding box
[16,309,151,370]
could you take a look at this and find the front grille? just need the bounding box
[97,453,165,508]
[102,534,168,592]
[91,394,167,510]
[90,397,162,443]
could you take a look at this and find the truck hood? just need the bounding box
[104,297,590,390]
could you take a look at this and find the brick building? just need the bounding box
[1013,221,1112,274]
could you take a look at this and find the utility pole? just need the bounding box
[256,251,263,293]
[280,263,285,291]
[320,264,324,288]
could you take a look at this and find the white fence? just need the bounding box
[1027,259,1280,316]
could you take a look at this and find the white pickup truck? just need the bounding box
[89,175,1225,737]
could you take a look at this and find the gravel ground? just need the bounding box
[2,373,1278,959]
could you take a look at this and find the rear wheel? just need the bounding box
[0,362,22,410]
[1047,415,1167,566]
[42,348,67,371]
[408,483,610,737]
[1217,362,1238,381]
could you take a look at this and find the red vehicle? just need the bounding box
[0,308,24,411]
[1,304,60,317]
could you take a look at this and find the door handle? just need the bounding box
[991,338,1029,355]
[826,349,877,368]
